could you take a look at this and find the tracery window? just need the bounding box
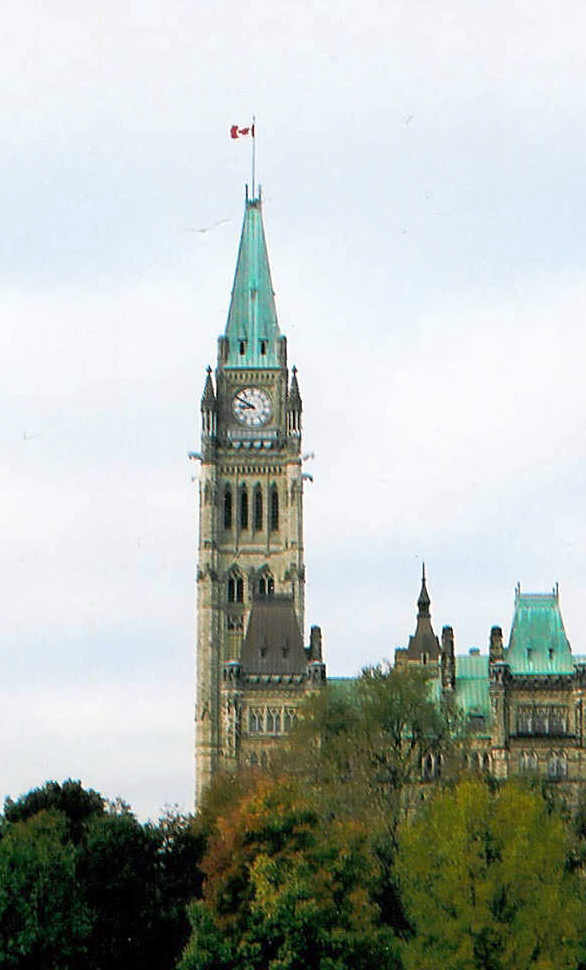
[517,705,569,737]
[248,709,264,733]
[283,708,297,732]
[227,574,243,603]
[258,574,274,598]
[519,751,538,773]
[547,753,568,780]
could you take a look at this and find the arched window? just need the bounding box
[228,573,243,603]
[258,574,273,598]
[240,485,248,529]
[270,485,279,531]
[548,753,567,780]
[423,753,434,781]
[224,485,232,529]
[254,485,263,531]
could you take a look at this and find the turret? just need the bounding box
[287,366,302,437]
[308,624,322,661]
[441,625,455,690]
[200,366,217,438]
[489,626,504,663]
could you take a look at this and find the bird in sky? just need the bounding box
[184,218,231,234]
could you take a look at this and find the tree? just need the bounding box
[3,779,104,843]
[1,780,206,970]
[396,779,586,970]
[0,810,91,970]
[284,663,465,838]
[178,777,400,970]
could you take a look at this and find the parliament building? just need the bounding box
[194,188,586,804]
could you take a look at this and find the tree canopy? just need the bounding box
[0,780,204,970]
[396,779,586,970]
[179,777,400,970]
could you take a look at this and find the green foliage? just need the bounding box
[3,779,104,843]
[284,663,465,838]
[396,779,586,970]
[178,778,400,970]
[0,810,91,969]
[0,781,205,970]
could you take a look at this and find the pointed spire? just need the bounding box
[201,366,216,409]
[405,564,440,661]
[288,365,302,410]
[223,194,281,369]
[417,562,430,617]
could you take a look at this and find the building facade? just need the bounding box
[194,189,325,803]
[396,570,586,792]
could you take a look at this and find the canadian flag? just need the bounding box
[230,124,255,139]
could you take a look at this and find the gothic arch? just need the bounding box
[256,565,275,598]
[240,484,249,529]
[253,483,263,531]
[270,483,279,531]
[226,567,244,604]
[223,484,233,529]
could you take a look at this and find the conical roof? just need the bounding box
[405,565,440,661]
[288,366,302,409]
[224,195,281,369]
[417,563,431,616]
[200,366,216,408]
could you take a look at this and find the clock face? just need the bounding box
[232,387,272,427]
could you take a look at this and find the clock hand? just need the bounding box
[234,394,255,409]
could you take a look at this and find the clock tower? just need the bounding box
[194,188,324,803]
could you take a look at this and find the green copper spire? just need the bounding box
[506,585,574,673]
[223,192,282,369]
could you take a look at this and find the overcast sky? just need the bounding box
[3,1,586,820]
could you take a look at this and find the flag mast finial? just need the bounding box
[252,115,256,199]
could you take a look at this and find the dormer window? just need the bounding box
[239,340,246,356]
[260,339,267,356]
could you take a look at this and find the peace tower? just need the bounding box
[194,188,325,803]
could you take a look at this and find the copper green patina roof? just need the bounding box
[506,588,574,674]
[455,652,490,727]
[224,194,282,369]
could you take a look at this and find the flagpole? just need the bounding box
[252,115,256,199]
